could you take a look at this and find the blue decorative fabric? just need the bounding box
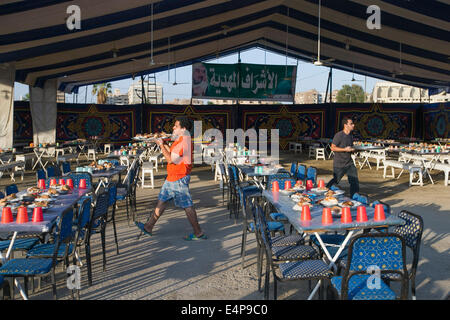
[306,167,317,185]
[271,234,304,247]
[279,260,332,279]
[0,258,53,275]
[26,243,74,258]
[248,221,284,233]
[272,245,318,260]
[0,238,40,251]
[352,193,369,205]
[270,212,288,221]
[296,165,306,181]
[5,184,18,196]
[349,236,404,272]
[331,275,396,300]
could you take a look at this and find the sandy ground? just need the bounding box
[3,150,449,300]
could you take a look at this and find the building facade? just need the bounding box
[128,80,163,104]
[372,82,448,103]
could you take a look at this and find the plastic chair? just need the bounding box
[67,172,93,189]
[46,165,61,178]
[0,207,74,300]
[116,167,136,226]
[61,161,71,175]
[289,163,297,177]
[296,164,307,181]
[5,184,18,196]
[387,210,424,300]
[36,168,46,181]
[306,166,317,186]
[0,191,4,199]
[256,204,331,300]
[85,191,109,286]
[106,182,120,255]
[330,233,409,300]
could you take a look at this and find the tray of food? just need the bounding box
[318,196,339,207]
[311,187,328,194]
[293,202,313,211]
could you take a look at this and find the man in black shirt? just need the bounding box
[326,117,360,197]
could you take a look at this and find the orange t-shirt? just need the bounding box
[166,136,193,181]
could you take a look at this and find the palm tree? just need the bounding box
[92,83,112,104]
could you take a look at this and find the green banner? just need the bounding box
[192,62,297,101]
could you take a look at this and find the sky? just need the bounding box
[14,48,382,103]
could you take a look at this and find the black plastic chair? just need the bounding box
[255,204,331,300]
[386,210,424,300]
[116,167,136,226]
[84,191,109,286]
[106,182,119,255]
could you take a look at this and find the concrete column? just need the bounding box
[30,79,57,145]
[0,63,15,149]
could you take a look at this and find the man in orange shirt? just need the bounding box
[135,117,207,240]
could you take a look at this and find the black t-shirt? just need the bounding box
[332,131,354,168]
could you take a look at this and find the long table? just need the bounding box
[262,189,404,300]
[0,187,91,299]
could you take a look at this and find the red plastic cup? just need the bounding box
[58,179,66,185]
[296,180,303,186]
[356,206,368,222]
[272,180,279,192]
[322,207,333,225]
[1,207,13,224]
[79,179,87,189]
[301,205,311,221]
[306,180,313,191]
[50,179,57,186]
[66,178,74,189]
[38,179,46,189]
[16,207,29,224]
[374,204,386,221]
[341,207,352,224]
[32,207,43,222]
[318,179,325,188]
[284,180,292,190]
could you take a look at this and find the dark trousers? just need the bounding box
[326,164,360,197]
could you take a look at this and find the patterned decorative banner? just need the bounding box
[335,104,417,140]
[423,103,450,139]
[240,105,324,149]
[57,104,136,144]
[13,101,33,143]
[146,104,232,138]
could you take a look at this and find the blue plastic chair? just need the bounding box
[116,168,135,225]
[306,166,317,186]
[61,162,71,175]
[266,177,296,191]
[5,184,18,196]
[330,233,408,300]
[36,168,46,181]
[290,163,297,177]
[0,207,74,300]
[0,191,4,199]
[67,172,93,189]
[296,164,307,181]
[46,165,60,178]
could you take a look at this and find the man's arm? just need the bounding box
[156,139,176,164]
[330,144,354,152]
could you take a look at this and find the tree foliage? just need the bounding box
[336,84,365,103]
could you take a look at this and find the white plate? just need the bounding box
[293,204,313,211]
[34,198,54,203]
[293,185,305,190]
[331,189,345,196]
[311,188,328,193]
[280,189,295,195]
[320,199,339,207]
[338,200,362,208]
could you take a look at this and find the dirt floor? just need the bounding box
[2,150,449,300]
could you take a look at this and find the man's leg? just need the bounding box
[346,164,360,198]
[326,167,346,189]
[144,200,167,234]
[184,206,203,237]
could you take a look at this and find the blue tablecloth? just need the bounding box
[262,190,404,233]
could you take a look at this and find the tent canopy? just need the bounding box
[1,0,449,93]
